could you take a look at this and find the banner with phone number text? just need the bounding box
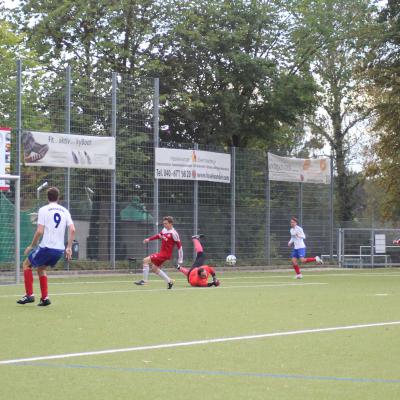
[155,148,231,183]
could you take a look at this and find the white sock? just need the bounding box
[157,269,170,283]
[143,265,149,281]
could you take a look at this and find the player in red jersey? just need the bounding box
[134,216,183,289]
[393,238,400,245]
[177,234,220,287]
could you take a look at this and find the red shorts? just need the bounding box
[150,253,170,267]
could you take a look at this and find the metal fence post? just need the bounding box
[193,143,199,257]
[65,66,71,209]
[330,155,334,261]
[338,228,342,267]
[230,146,236,256]
[153,78,160,252]
[265,157,271,265]
[64,66,71,271]
[299,182,303,225]
[16,59,22,177]
[15,176,20,284]
[110,72,117,269]
[370,229,374,268]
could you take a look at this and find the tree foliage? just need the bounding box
[288,0,377,222]
[364,0,400,222]
[0,19,40,128]
[154,0,316,149]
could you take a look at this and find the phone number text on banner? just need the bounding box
[155,148,231,183]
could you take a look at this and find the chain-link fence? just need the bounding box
[2,61,335,272]
[338,228,400,268]
[0,175,20,283]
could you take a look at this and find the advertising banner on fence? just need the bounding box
[268,153,331,184]
[22,131,115,170]
[0,127,11,191]
[155,148,231,183]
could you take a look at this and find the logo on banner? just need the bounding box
[22,130,115,170]
[0,127,11,191]
[268,153,331,184]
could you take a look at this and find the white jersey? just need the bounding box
[37,202,73,250]
[289,225,306,249]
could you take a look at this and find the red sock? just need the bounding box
[180,267,189,276]
[305,257,316,263]
[293,264,301,275]
[24,269,34,296]
[193,239,203,253]
[39,275,48,299]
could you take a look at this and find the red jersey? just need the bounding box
[148,228,183,263]
[188,265,215,287]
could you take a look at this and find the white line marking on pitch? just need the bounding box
[2,271,400,289]
[0,282,327,298]
[1,321,399,365]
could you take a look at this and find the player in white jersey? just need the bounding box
[17,187,75,306]
[288,216,323,279]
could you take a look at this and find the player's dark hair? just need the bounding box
[291,216,298,223]
[47,187,60,202]
[198,267,205,276]
[163,216,174,224]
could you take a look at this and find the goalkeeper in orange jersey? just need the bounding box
[176,234,220,287]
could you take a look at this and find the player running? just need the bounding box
[177,234,220,287]
[17,187,75,306]
[134,216,182,289]
[288,216,323,279]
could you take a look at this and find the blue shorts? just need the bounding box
[291,248,306,259]
[28,247,64,268]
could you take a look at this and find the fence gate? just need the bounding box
[338,228,400,268]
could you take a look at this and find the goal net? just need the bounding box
[0,175,20,284]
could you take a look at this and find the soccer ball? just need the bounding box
[226,254,237,266]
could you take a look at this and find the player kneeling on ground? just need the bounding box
[177,234,220,287]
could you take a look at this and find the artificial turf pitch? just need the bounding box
[1,269,399,400]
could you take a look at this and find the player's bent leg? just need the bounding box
[17,259,35,303]
[192,238,204,253]
[315,255,323,264]
[153,265,174,289]
[37,267,50,304]
[179,267,189,276]
[291,257,302,277]
[301,256,315,264]
[135,256,151,285]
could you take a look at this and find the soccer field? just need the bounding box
[1,269,400,400]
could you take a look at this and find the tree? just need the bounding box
[0,19,39,129]
[364,0,400,222]
[154,0,316,149]
[290,0,377,222]
[10,0,163,260]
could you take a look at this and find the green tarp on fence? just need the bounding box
[0,193,36,262]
